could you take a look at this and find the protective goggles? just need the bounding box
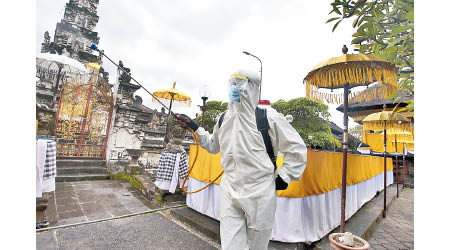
[229,74,249,88]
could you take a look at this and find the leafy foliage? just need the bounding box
[272,98,341,149]
[348,124,363,151]
[349,124,363,141]
[194,101,228,133]
[327,0,414,112]
[196,98,342,150]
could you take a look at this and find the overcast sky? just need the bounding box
[36,0,360,128]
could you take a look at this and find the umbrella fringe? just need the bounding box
[362,122,413,133]
[306,83,397,105]
[305,64,398,105]
[152,97,192,108]
[36,65,86,83]
[152,87,192,109]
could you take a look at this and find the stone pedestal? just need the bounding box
[36,194,50,229]
[125,149,146,175]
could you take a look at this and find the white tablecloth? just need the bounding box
[186,170,393,243]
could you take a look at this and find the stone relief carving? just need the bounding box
[118,60,132,84]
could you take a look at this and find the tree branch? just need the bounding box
[399,0,414,5]
[368,35,389,47]
[344,0,368,18]
[400,69,414,74]
[399,56,414,71]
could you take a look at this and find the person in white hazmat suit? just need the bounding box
[175,70,307,250]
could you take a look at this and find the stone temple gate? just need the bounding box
[54,72,113,159]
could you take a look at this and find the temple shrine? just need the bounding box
[36,0,193,182]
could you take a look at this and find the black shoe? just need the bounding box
[36,221,49,229]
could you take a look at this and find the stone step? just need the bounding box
[170,207,220,242]
[131,175,185,203]
[57,167,108,175]
[56,159,106,168]
[170,207,302,249]
[56,174,109,182]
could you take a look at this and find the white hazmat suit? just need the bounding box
[194,70,307,250]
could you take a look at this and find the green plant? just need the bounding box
[327,0,414,113]
[110,172,145,191]
[272,98,340,149]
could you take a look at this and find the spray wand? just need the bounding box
[90,44,222,194]
[90,44,174,113]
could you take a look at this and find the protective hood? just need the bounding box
[228,70,260,114]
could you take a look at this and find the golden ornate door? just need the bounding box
[54,73,113,159]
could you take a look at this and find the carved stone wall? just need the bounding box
[105,66,194,172]
[42,0,101,64]
[36,79,56,108]
[106,68,160,171]
[36,104,56,136]
[39,0,105,113]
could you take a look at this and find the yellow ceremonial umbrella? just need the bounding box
[152,82,192,112]
[388,130,414,154]
[86,62,100,72]
[304,53,398,104]
[362,106,411,218]
[389,130,413,198]
[303,47,398,233]
[389,131,414,189]
[363,112,410,131]
[152,82,192,136]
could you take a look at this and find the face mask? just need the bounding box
[228,87,240,104]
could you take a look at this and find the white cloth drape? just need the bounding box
[36,139,57,197]
[155,152,185,193]
[41,178,55,193]
[169,153,181,194]
[36,140,47,198]
[187,170,393,243]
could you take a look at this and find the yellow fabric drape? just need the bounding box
[363,133,414,153]
[188,146,223,184]
[188,146,393,198]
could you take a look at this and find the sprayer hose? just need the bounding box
[181,128,223,194]
[94,47,222,194]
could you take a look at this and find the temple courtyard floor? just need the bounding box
[36,180,413,249]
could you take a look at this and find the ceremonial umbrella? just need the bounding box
[152,82,192,136]
[398,139,414,188]
[362,106,410,218]
[36,52,88,108]
[152,82,191,112]
[363,122,414,194]
[303,47,398,232]
[37,52,87,73]
[389,130,414,190]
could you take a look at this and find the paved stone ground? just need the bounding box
[37,180,185,227]
[367,188,414,250]
[36,181,414,249]
[36,212,218,250]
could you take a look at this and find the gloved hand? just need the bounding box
[174,113,199,131]
[275,175,288,190]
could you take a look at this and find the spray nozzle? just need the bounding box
[90,44,98,51]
